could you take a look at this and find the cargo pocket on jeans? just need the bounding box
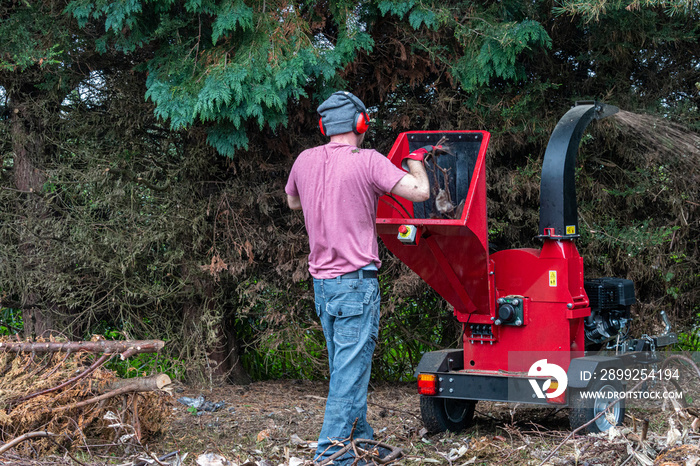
[326,300,363,344]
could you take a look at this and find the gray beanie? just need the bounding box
[317,91,367,136]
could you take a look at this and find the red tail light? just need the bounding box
[417,374,438,396]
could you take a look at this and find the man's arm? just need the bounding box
[287,194,302,210]
[390,159,430,202]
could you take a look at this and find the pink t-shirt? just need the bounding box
[285,142,406,279]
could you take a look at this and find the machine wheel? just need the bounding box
[420,396,476,434]
[569,378,625,433]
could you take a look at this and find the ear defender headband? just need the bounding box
[318,92,370,136]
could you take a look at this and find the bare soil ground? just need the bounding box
[5,379,700,465]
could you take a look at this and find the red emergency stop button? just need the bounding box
[397,224,418,244]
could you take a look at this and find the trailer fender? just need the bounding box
[567,355,625,389]
[414,349,464,377]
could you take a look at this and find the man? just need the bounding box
[285,91,432,465]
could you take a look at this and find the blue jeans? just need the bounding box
[313,273,380,465]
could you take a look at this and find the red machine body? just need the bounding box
[487,242,588,372]
[376,103,677,434]
[376,131,588,376]
[377,131,491,317]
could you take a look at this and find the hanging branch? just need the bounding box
[423,137,457,218]
[434,165,455,217]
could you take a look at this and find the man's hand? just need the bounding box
[401,145,443,170]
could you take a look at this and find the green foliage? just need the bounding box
[206,123,251,156]
[239,325,327,380]
[373,2,554,94]
[377,0,417,18]
[677,331,700,352]
[65,0,377,157]
[675,309,700,351]
[0,308,23,335]
[0,4,65,72]
[408,7,438,30]
[377,1,440,29]
[211,1,254,44]
[452,20,552,91]
[585,220,678,257]
[553,0,697,22]
[233,280,324,380]
[105,351,188,381]
[60,1,562,156]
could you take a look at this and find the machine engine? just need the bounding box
[583,278,635,347]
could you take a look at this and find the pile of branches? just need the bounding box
[0,337,173,457]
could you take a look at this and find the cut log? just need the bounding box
[0,339,165,359]
[104,373,172,393]
[51,374,172,412]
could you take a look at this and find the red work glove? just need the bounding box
[401,145,443,170]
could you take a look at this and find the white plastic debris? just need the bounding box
[196,452,231,466]
[290,434,307,447]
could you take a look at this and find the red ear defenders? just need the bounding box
[318,92,370,136]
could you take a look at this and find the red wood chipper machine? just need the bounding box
[376,102,677,434]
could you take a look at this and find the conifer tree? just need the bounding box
[1,1,697,383]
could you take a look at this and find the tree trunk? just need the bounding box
[203,295,233,385]
[223,311,252,385]
[10,89,56,339]
[181,264,251,386]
